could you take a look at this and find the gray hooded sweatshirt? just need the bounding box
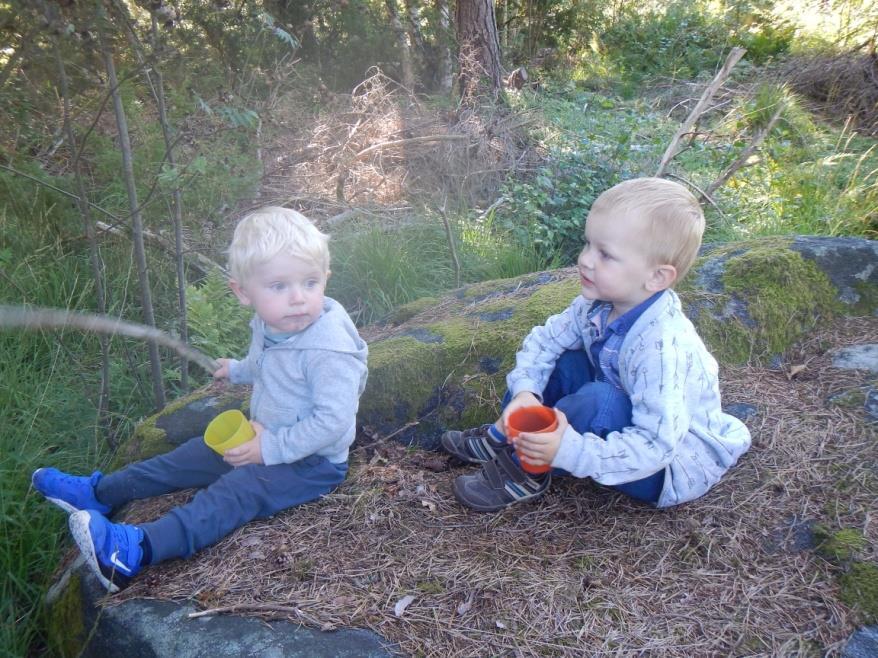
[227,297,368,466]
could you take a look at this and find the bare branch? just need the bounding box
[354,134,470,160]
[0,305,218,374]
[706,104,784,196]
[656,47,746,177]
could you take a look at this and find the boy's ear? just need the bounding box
[228,279,252,306]
[646,264,677,292]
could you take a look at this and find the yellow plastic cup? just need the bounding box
[204,409,255,455]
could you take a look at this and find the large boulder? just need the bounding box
[117,235,877,462]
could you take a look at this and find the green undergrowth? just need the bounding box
[505,76,877,257]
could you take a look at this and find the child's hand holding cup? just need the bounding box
[204,409,256,454]
[506,405,564,474]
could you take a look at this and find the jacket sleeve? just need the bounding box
[551,332,691,484]
[227,356,255,385]
[258,350,367,466]
[506,298,588,399]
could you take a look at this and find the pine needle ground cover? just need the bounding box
[89,317,878,656]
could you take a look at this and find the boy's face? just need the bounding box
[230,253,328,334]
[577,209,675,318]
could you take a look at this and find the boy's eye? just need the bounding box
[306,279,319,289]
[599,249,612,260]
[270,282,286,292]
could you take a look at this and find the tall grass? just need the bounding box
[326,215,565,326]
[0,180,155,655]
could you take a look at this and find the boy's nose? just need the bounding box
[288,287,305,303]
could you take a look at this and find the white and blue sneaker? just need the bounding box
[69,509,143,593]
[31,468,111,515]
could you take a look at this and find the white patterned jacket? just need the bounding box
[507,289,752,507]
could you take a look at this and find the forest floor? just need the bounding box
[93,315,878,657]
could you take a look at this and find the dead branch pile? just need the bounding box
[107,316,878,656]
[260,69,539,222]
[782,51,878,136]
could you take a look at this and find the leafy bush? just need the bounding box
[600,2,733,80]
[598,1,793,82]
[496,155,620,263]
[185,268,252,363]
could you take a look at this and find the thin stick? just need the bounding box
[354,134,469,160]
[706,103,784,196]
[188,603,320,626]
[437,197,461,288]
[663,173,724,216]
[656,47,746,177]
[0,305,218,374]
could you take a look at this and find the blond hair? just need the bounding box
[589,177,704,281]
[227,207,329,283]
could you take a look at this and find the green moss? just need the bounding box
[359,278,581,438]
[386,296,440,324]
[839,562,878,624]
[46,572,85,658]
[518,278,580,320]
[851,278,878,316]
[460,276,525,299]
[814,525,867,563]
[723,244,842,358]
[684,241,844,363]
[416,579,445,594]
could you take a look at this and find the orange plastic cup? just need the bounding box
[204,409,255,455]
[506,405,558,474]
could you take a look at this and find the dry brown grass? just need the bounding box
[108,317,877,656]
[782,51,878,136]
[258,69,540,222]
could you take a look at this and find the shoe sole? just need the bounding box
[69,511,119,593]
[45,496,79,515]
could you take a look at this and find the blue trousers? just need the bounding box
[95,437,347,564]
[505,350,665,504]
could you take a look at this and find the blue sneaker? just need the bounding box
[31,468,111,515]
[69,509,143,592]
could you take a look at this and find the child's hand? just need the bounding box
[500,391,541,434]
[513,408,569,468]
[213,358,232,380]
[223,421,265,467]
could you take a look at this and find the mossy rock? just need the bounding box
[110,386,249,470]
[118,236,876,462]
[45,567,86,657]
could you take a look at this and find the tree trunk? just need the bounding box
[55,39,112,436]
[97,17,166,409]
[385,0,416,89]
[150,13,190,392]
[436,0,454,94]
[456,0,503,102]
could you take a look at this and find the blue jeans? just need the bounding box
[96,437,347,564]
[504,350,665,504]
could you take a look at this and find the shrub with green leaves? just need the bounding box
[185,268,252,364]
[497,155,620,263]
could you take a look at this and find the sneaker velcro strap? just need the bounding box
[482,447,528,489]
